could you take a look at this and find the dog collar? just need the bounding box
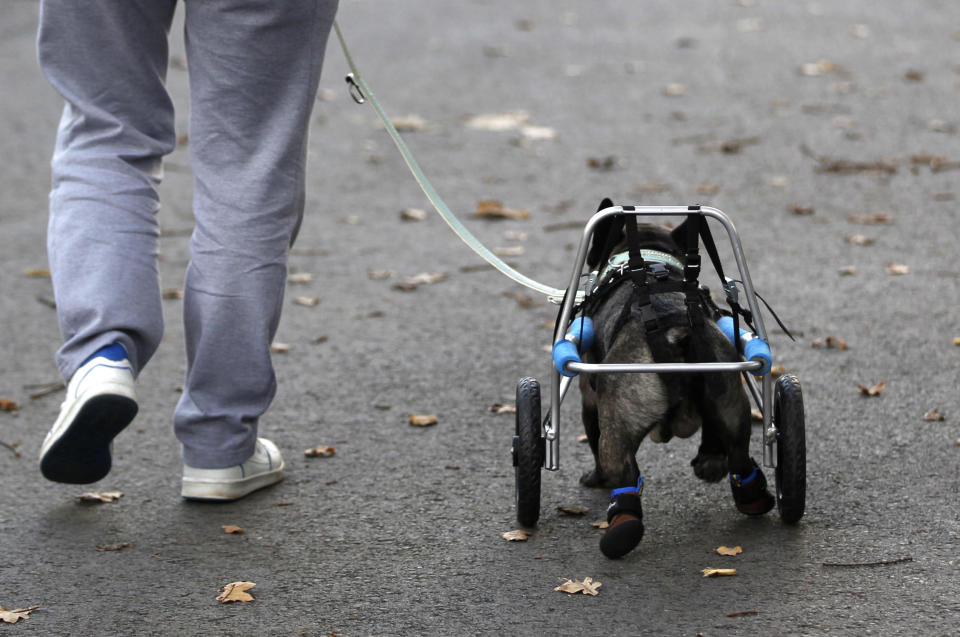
[601,250,684,280]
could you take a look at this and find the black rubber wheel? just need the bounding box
[774,374,806,524]
[513,377,543,528]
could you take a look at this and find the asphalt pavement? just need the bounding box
[1,0,959,635]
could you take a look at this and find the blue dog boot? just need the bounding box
[599,477,645,559]
[730,459,775,516]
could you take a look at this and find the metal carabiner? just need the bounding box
[345,73,366,104]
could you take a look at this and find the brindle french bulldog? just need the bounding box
[577,200,774,559]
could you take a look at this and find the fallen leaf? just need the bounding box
[590,520,610,529]
[520,125,556,141]
[161,288,183,300]
[466,111,529,132]
[97,541,134,551]
[490,403,516,414]
[287,272,314,284]
[799,59,837,77]
[750,408,763,422]
[844,234,874,246]
[555,577,602,596]
[848,212,893,225]
[586,156,620,171]
[904,69,924,82]
[715,545,743,556]
[923,409,945,422]
[839,266,859,276]
[400,208,427,221]
[304,445,335,457]
[789,204,815,216]
[382,114,426,132]
[727,609,759,617]
[0,605,40,624]
[0,399,19,412]
[696,183,720,195]
[24,268,50,278]
[293,296,320,307]
[886,263,910,275]
[393,272,449,291]
[857,381,886,397]
[367,269,395,280]
[216,581,256,603]
[409,414,438,427]
[502,291,536,309]
[576,433,589,443]
[473,200,530,221]
[556,505,589,516]
[270,342,291,354]
[76,491,124,503]
[954,337,960,346]
[222,525,245,534]
[494,245,525,257]
[850,24,870,38]
[770,365,786,378]
[812,336,848,350]
[702,568,738,577]
[501,529,531,542]
[663,83,686,96]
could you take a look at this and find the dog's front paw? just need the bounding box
[691,451,727,482]
[579,468,606,488]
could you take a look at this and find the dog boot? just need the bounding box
[730,459,775,516]
[599,477,645,559]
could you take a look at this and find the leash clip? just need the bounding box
[345,73,366,104]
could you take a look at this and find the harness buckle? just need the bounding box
[647,263,670,281]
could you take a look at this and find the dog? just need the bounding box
[576,199,774,558]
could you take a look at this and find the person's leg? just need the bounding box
[37,0,178,483]
[39,0,178,380]
[175,0,338,473]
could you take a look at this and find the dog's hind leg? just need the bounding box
[578,394,606,487]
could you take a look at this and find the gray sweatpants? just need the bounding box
[38,0,338,468]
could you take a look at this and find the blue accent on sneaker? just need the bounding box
[730,465,759,487]
[611,475,644,499]
[82,343,129,365]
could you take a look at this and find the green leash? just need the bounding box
[333,20,574,301]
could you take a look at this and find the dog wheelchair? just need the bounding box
[512,204,806,528]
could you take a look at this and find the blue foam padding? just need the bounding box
[553,340,581,377]
[566,316,594,352]
[744,338,772,376]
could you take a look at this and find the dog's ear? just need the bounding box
[587,198,623,269]
[669,216,695,252]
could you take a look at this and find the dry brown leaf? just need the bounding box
[812,336,848,350]
[0,605,40,624]
[24,268,51,278]
[715,545,743,556]
[76,491,124,503]
[490,403,516,414]
[502,291,536,309]
[586,156,620,171]
[751,408,763,422]
[848,212,893,225]
[385,115,426,132]
[520,125,556,141]
[799,59,837,76]
[839,265,859,276]
[844,234,874,246]
[409,414,438,427]
[472,200,529,220]
[222,525,245,534]
[923,409,945,422]
[161,288,183,300]
[270,342,290,354]
[770,365,786,378]
[501,529,531,542]
[494,245,525,257]
[217,581,256,603]
[696,183,720,195]
[367,269,395,280]
[97,541,134,551]
[886,263,910,275]
[954,337,960,346]
[400,208,427,221]
[304,445,335,457]
[590,520,610,529]
[789,204,815,216]
[393,272,448,291]
[293,296,320,307]
[857,381,886,397]
[702,568,738,577]
[556,505,589,516]
[576,433,589,443]
[0,399,19,412]
[663,83,686,96]
[555,577,602,596]
[466,111,530,132]
[287,272,314,284]
[904,69,924,82]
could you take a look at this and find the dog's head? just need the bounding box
[586,198,693,270]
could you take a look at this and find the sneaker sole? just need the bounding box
[40,393,138,484]
[181,465,285,502]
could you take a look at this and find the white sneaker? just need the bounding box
[39,344,138,484]
[181,438,285,501]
